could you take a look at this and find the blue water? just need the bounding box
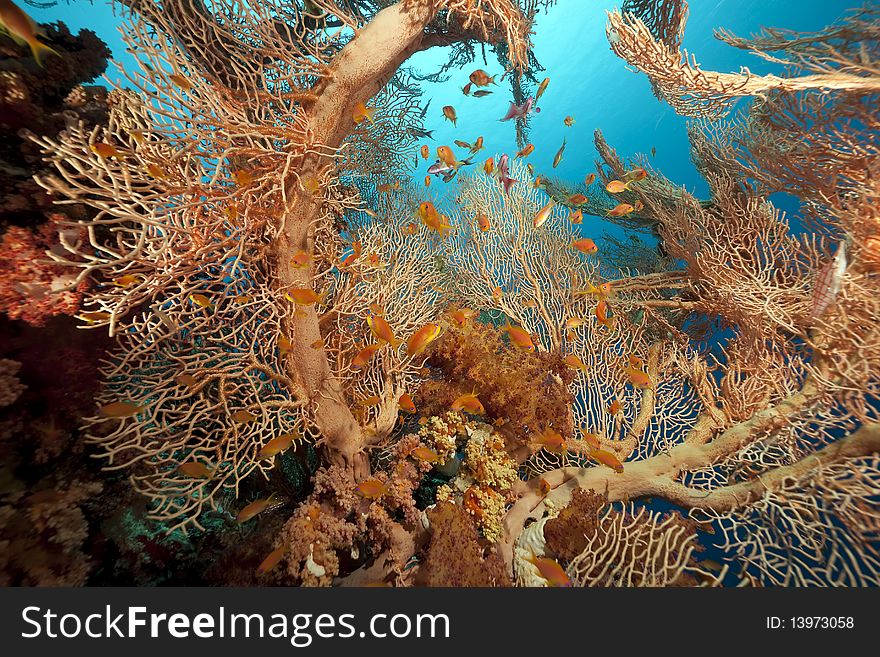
[31,0,862,221]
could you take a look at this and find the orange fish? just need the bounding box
[462,82,472,96]
[533,200,555,228]
[450,308,477,327]
[590,449,624,473]
[177,461,213,478]
[469,136,484,155]
[539,478,552,495]
[189,293,213,309]
[169,73,192,90]
[407,323,442,357]
[607,399,621,415]
[232,169,253,186]
[98,401,142,418]
[112,274,141,288]
[367,312,402,347]
[595,299,614,330]
[290,250,311,269]
[624,167,648,182]
[568,193,587,205]
[359,395,380,407]
[564,317,586,331]
[352,343,382,370]
[568,209,583,225]
[258,433,298,458]
[516,143,535,158]
[535,77,550,101]
[527,553,571,587]
[175,373,197,387]
[451,392,485,415]
[398,393,416,414]
[417,201,453,236]
[533,427,566,454]
[341,241,363,267]
[233,409,257,423]
[491,286,503,301]
[563,353,588,372]
[402,222,418,235]
[256,545,285,574]
[146,163,166,179]
[0,0,60,65]
[572,238,598,255]
[605,180,630,194]
[410,446,440,463]
[353,101,376,124]
[581,431,601,450]
[469,69,496,87]
[236,494,282,523]
[420,144,429,159]
[625,366,653,389]
[437,145,456,167]
[442,105,457,126]
[424,175,431,187]
[77,310,111,323]
[355,479,388,499]
[505,322,535,351]
[563,116,575,127]
[91,142,122,159]
[285,288,324,305]
[634,199,644,212]
[629,355,644,369]
[483,158,494,175]
[310,338,324,349]
[523,299,538,308]
[584,173,596,186]
[607,203,635,217]
[476,212,491,232]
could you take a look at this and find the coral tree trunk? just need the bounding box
[278,1,436,480]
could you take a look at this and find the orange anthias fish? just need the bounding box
[285,288,324,305]
[563,353,588,372]
[352,343,382,370]
[377,181,401,193]
[353,101,376,124]
[491,285,503,301]
[420,144,429,159]
[169,73,192,90]
[607,203,635,217]
[595,299,614,330]
[539,478,552,495]
[112,273,141,288]
[91,142,123,159]
[462,82,472,96]
[355,479,388,499]
[454,139,471,149]
[581,431,601,450]
[402,222,418,236]
[625,366,653,389]
[410,446,440,463]
[533,427,566,454]
[256,545,286,575]
[469,69,496,87]
[417,201,453,236]
[568,193,588,205]
[624,167,648,182]
[257,433,298,458]
[584,173,596,186]
[605,180,630,194]
[367,312,403,347]
[607,399,621,415]
[516,143,535,158]
[233,409,258,423]
[236,494,282,523]
[572,238,598,255]
[476,212,491,232]
[340,241,363,267]
[189,293,213,310]
[451,392,485,415]
[437,145,457,167]
[634,199,644,212]
[535,77,550,102]
[442,105,457,126]
[77,310,111,323]
[424,175,431,187]
[0,0,60,65]
[564,316,586,330]
[629,355,644,369]
[563,115,575,127]
[407,323,442,357]
[146,163,166,179]
[175,373,197,387]
[569,209,583,225]
[469,136,484,155]
[98,401,142,418]
[533,200,555,228]
[528,554,571,587]
[398,393,417,414]
[450,308,477,327]
[483,157,494,175]
[232,169,254,186]
[177,461,214,479]
[590,449,624,473]
[290,250,311,269]
[505,322,535,351]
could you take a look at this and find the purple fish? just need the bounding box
[497,154,517,195]
[499,96,540,122]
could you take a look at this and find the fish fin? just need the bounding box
[30,39,60,67]
[502,177,517,194]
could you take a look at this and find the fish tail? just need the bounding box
[30,39,60,67]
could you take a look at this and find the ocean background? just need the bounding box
[30,0,865,234]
